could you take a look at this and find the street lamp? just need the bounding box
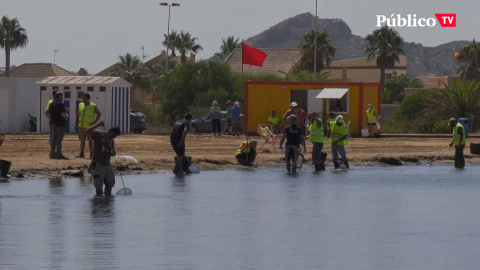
[160,2,180,71]
[313,0,318,81]
[54,49,60,65]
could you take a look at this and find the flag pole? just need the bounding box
[242,40,249,163]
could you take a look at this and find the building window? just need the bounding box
[77,92,83,99]
[64,86,70,90]
[64,92,71,99]
[327,93,349,114]
[87,86,94,92]
[76,86,81,90]
[40,86,47,91]
[53,86,59,90]
[100,87,106,92]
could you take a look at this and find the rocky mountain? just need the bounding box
[245,13,468,78]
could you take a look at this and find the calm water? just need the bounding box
[1,166,480,270]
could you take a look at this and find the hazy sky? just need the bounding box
[2,0,478,74]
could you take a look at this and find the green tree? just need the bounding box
[220,35,240,59]
[0,16,28,77]
[162,30,178,56]
[299,29,335,72]
[456,39,480,81]
[159,61,235,124]
[110,53,148,87]
[424,80,480,131]
[365,25,405,94]
[383,74,424,104]
[171,30,203,63]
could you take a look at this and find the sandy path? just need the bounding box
[0,133,478,179]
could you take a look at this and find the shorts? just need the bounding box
[78,128,92,141]
[92,163,115,188]
[172,142,185,156]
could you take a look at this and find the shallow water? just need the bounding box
[1,166,480,270]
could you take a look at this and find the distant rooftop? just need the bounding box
[224,48,302,76]
[0,63,74,78]
[37,76,131,86]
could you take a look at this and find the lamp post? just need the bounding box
[313,0,318,81]
[54,49,60,65]
[160,2,180,71]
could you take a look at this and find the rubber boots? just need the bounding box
[314,161,326,171]
[104,186,112,196]
[334,162,340,169]
[96,188,103,196]
[344,161,350,169]
[173,156,184,175]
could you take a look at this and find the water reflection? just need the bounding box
[89,196,116,269]
[48,178,66,269]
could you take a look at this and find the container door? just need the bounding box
[308,89,323,117]
[0,90,8,131]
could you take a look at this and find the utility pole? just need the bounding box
[313,0,318,81]
[54,49,60,65]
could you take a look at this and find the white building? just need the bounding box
[37,76,132,134]
[0,78,39,132]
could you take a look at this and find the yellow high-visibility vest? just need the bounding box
[235,141,251,156]
[78,103,97,128]
[453,122,466,145]
[326,117,336,130]
[329,123,349,146]
[309,119,325,143]
[366,109,377,124]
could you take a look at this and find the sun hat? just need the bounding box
[336,115,344,124]
[448,118,457,126]
[226,100,232,104]
[212,100,218,106]
[234,101,239,106]
[290,102,298,108]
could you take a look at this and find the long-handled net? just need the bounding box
[426,146,450,167]
[101,126,132,195]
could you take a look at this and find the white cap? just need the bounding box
[290,102,298,107]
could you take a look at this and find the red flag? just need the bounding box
[242,43,267,67]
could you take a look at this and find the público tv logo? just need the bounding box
[376,14,456,27]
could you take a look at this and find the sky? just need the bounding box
[2,0,478,74]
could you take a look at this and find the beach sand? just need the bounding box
[1,133,479,179]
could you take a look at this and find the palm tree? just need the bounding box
[0,16,28,77]
[110,53,149,89]
[162,30,178,56]
[423,80,480,130]
[174,31,203,63]
[220,36,240,59]
[365,25,405,94]
[299,29,335,72]
[456,39,480,81]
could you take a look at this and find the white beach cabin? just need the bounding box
[37,76,132,134]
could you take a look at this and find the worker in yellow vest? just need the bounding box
[329,115,349,169]
[308,112,326,171]
[324,112,336,138]
[448,118,466,168]
[365,104,379,138]
[44,89,59,150]
[74,93,101,159]
[235,140,257,166]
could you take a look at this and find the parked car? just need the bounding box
[190,111,228,134]
[130,110,149,133]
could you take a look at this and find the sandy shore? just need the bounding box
[0,133,479,179]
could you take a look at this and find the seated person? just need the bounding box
[235,140,257,166]
[331,100,343,112]
[268,111,282,134]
